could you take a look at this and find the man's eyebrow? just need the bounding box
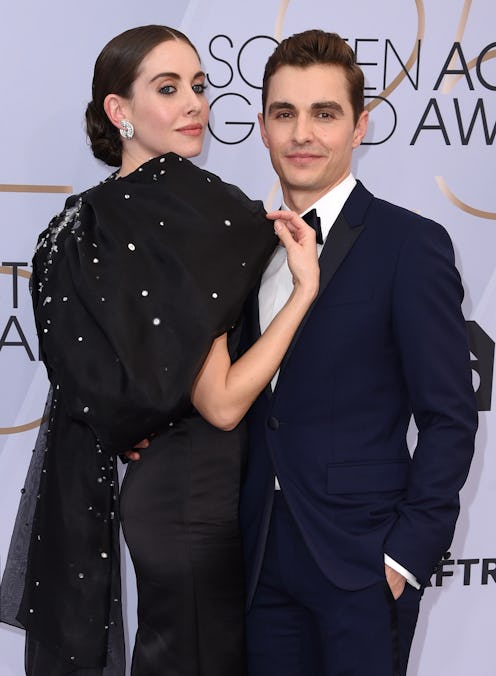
[267,101,296,115]
[267,100,345,115]
[149,70,205,83]
[311,100,344,114]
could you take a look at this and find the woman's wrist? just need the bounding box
[289,278,319,307]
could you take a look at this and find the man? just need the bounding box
[239,29,477,676]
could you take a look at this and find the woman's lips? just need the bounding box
[176,124,203,136]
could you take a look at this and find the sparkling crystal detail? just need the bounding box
[153,318,161,326]
[141,290,149,297]
[212,292,218,299]
[128,243,136,251]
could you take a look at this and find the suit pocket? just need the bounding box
[326,460,409,495]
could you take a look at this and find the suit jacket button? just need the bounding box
[268,416,279,430]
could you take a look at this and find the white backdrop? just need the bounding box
[1,1,494,674]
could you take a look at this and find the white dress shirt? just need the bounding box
[258,173,420,589]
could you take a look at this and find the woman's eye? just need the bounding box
[192,83,207,94]
[159,84,176,95]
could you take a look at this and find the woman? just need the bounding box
[0,25,318,676]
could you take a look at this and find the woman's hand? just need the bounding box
[122,437,150,462]
[191,211,320,432]
[267,210,320,301]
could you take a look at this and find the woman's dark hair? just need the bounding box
[262,29,364,124]
[85,25,200,167]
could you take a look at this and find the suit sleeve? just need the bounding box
[384,219,478,585]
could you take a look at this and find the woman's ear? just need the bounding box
[103,93,128,131]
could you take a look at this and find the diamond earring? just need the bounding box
[119,120,135,140]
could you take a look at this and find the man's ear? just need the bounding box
[352,110,369,148]
[103,93,129,131]
[258,112,270,149]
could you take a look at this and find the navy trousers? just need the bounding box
[246,492,422,676]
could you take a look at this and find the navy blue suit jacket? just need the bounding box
[240,180,478,606]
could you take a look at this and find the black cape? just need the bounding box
[0,153,276,671]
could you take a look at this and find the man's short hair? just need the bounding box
[262,29,364,124]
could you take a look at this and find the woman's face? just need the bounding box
[120,39,209,171]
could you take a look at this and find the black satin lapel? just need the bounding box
[317,211,364,301]
[276,212,364,381]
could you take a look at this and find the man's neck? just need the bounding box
[282,175,351,214]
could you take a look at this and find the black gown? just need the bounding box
[0,153,276,675]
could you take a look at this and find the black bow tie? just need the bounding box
[302,208,323,244]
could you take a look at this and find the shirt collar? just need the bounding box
[283,173,356,245]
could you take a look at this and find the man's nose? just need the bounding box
[292,115,313,143]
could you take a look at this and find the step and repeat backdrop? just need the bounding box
[0,1,494,674]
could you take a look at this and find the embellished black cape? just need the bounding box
[0,153,276,672]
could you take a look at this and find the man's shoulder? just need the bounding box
[353,182,448,241]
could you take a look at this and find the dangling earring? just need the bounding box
[119,120,135,140]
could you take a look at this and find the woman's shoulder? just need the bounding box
[35,193,83,251]
[36,172,118,248]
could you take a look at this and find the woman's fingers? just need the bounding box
[268,212,319,298]
[267,210,316,244]
[273,219,298,249]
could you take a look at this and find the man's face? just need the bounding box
[259,63,368,211]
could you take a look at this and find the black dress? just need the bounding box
[0,153,276,675]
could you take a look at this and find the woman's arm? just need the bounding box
[191,211,319,430]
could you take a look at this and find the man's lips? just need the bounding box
[176,124,203,136]
[285,153,323,164]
